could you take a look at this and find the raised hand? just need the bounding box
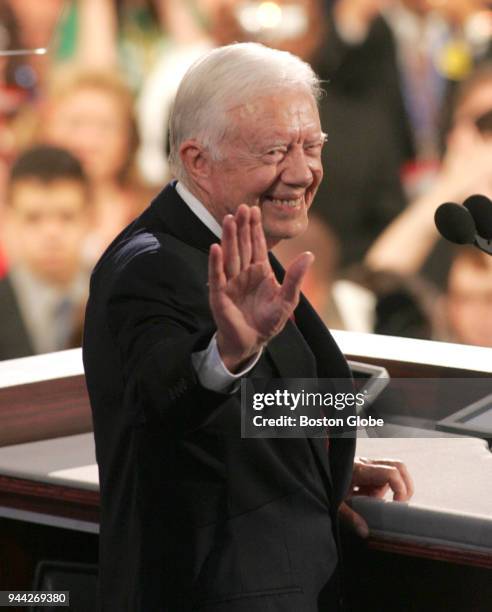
[208,204,314,373]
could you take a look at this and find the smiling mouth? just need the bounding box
[263,195,305,209]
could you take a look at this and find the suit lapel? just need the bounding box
[266,319,317,378]
[268,253,336,492]
[152,183,219,255]
[295,291,356,505]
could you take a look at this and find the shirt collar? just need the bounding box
[175,181,223,239]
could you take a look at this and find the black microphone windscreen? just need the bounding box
[463,194,492,239]
[434,202,476,244]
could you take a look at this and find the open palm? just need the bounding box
[209,204,313,372]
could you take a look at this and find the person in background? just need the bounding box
[5,0,65,97]
[274,214,439,339]
[0,145,90,360]
[313,0,491,265]
[324,0,491,174]
[40,68,153,264]
[1,0,29,275]
[274,213,377,331]
[445,248,492,347]
[313,0,411,265]
[53,0,164,91]
[365,61,492,286]
[136,0,216,184]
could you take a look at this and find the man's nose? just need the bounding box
[281,146,313,187]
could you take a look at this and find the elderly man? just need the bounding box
[83,43,412,612]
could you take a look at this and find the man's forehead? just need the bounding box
[228,94,321,140]
[233,93,318,119]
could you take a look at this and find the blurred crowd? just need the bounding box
[0,0,491,361]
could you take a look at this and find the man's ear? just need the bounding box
[179,140,212,188]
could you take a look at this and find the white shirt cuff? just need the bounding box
[191,333,263,393]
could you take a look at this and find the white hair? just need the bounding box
[168,42,323,183]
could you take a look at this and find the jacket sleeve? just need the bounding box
[106,246,232,434]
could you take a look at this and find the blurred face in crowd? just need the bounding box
[273,214,338,312]
[447,255,492,347]
[7,179,89,286]
[448,78,492,150]
[45,87,131,185]
[188,89,324,247]
[447,75,492,195]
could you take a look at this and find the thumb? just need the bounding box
[280,251,314,305]
[339,501,369,538]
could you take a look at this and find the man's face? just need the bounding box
[8,179,88,286]
[204,89,324,247]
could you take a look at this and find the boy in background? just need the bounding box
[0,145,90,360]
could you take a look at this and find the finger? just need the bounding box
[237,205,252,271]
[280,251,314,305]
[370,459,414,500]
[339,502,369,538]
[355,483,390,498]
[208,243,226,294]
[251,206,268,263]
[358,463,409,502]
[222,214,240,279]
[354,458,409,501]
[358,458,414,500]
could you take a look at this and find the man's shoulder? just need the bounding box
[94,190,205,278]
[88,218,209,312]
[98,226,204,275]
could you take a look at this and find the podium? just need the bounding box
[0,333,491,610]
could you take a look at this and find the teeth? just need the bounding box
[268,197,303,208]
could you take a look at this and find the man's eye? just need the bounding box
[265,149,286,160]
[305,142,323,151]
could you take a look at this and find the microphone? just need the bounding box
[434,197,492,256]
[434,202,476,244]
[463,194,492,240]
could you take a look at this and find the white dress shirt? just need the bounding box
[176,181,262,392]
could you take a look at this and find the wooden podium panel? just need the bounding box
[0,350,92,448]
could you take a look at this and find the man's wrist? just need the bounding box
[216,333,263,373]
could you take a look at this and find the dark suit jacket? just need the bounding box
[0,276,34,360]
[83,184,356,612]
